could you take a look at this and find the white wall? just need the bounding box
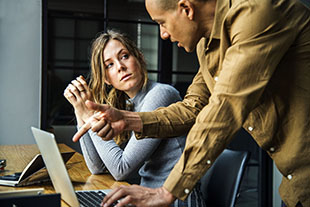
[0,0,41,145]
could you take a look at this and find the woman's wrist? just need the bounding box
[75,109,92,121]
[74,110,88,126]
[75,114,85,127]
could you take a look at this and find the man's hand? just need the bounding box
[72,100,143,142]
[101,185,176,207]
[72,100,127,142]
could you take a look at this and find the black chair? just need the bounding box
[200,149,250,207]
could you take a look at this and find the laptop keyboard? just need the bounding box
[76,190,107,207]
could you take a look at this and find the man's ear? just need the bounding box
[178,0,194,20]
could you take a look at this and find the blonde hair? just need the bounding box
[89,30,148,144]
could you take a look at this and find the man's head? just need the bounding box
[145,0,216,52]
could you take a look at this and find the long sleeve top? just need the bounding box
[79,80,186,188]
[135,0,310,206]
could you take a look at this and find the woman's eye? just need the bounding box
[121,54,129,59]
[105,63,113,69]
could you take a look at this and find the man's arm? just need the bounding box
[136,68,210,139]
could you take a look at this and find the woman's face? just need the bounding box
[103,39,143,98]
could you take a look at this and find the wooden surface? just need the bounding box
[0,144,128,206]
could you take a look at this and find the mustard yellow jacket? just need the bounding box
[137,0,310,206]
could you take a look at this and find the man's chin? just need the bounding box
[184,46,195,53]
[177,42,196,53]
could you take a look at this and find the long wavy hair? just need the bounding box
[89,30,148,145]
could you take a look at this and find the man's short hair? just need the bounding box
[158,0,207,10]
[158,0,178,10]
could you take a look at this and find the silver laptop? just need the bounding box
[31,127,113,207]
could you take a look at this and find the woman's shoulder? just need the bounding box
[135,80,182,111]
[147,81,180,96]
[141,81,182,105]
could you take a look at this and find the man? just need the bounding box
[74,0,310,206]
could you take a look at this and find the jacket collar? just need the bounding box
[206,0,230,48]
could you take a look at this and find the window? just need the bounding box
[44,0,198,127]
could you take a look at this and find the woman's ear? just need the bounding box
[178,0,194,20]
[104,79,111,85]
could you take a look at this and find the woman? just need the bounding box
[64,30,205,207]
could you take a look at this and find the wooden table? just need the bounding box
[0,144,128,206]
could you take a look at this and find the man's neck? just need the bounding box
[196,0,217,38]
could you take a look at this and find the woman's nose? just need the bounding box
[116,61,126,72]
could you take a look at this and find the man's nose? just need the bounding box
[160,26,170,40]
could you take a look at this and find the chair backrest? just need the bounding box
[200,149,250,207]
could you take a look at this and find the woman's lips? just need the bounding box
[121,74,131,81]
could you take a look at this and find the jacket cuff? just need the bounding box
[163,167,199,201]
[135,112,159,139]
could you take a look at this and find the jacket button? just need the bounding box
[269,147,275,152]
[287,174,292,180]
[207,160,211,165]
[248,126,254,131]
[184,189,190,194]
